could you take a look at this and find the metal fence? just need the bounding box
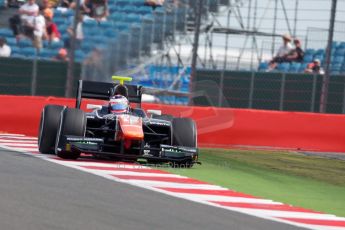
[193,69,345,114]
[1,57,345,114]
[0,57,81,97]
[306,21,345,50]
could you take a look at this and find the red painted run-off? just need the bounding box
[1,95,345,153]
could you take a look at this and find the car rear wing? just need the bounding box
[75,80,142,108]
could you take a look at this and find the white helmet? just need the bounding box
[109,95,129,114]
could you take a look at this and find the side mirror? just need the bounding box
[147,109,162,118]
[86,104,102,110]
[142,94,158,103]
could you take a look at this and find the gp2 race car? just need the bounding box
[38,76,199,167]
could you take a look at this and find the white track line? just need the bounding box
[218,207,342,219]
[113,179,227,189]
[49,160,151,169]
[0,136,37,140]
[84,169,188,178]
[0,134,25,137]
[316,227,345,230]
[0,139,37,143]
[166,193,282,204]
[2,143,38,147]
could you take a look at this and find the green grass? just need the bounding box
[160,148,345,217]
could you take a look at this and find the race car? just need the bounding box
[38,76,199,167]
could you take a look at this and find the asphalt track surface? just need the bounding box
[0,148,307,230]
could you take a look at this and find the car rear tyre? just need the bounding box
[38,105,64,154]
[171,118,197,168]
[55,108,86,160]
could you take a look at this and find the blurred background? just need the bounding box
[0,0,344,113]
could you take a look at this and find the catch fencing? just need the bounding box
[0,57,81,97]
[193,69,345,114]
[2,58,345,114]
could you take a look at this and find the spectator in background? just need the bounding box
[91,0,108,22]
[58,0,73,9]
[305,59,325,75]
[29,11,46,50]
[290,39,305,62]
[43,7,54,21]
[44,8,61,42]
[53,48,69,61]
[144,0,164,9]
[268,34,293,70]
[268,38,305,70]
[81,0,93,16]
[39,0,53,10]
[9,0,39,40]
[19,0,39,24]
[0,38,11,57]
[49,0,60,8]
[66,13,84,48]
[58,0,91,15]
[69,0,92,15]
[276,34,293,56]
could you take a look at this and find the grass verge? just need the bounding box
[161,148,345,217]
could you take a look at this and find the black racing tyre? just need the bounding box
[171,118,197,168]
[172,118,197,147]
[55,108,86,160]
[38,105,64,154]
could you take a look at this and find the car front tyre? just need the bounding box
[55,108,86,160]
[38,105,64,154]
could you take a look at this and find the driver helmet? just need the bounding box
[109,95,129,114]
